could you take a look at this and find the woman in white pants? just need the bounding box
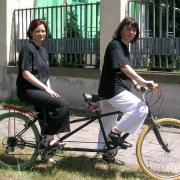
[98,17,157,151]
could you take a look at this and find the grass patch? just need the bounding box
[0,153,150,180]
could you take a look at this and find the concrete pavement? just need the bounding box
[63,115,139,166]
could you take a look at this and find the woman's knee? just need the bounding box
[140,103,148,116]
[56,98,70,112]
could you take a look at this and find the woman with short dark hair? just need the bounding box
[16,19,70,147]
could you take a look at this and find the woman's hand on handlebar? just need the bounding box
[145,81,159,92]
[134,81,158,93]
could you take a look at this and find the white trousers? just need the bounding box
[97,90,148,149]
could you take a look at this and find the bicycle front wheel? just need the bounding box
[137,118,180,180]
[0,112,40,169]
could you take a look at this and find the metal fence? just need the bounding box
[131,37,180,69]
[128,0,180,70]
[11,2,100,67]
[11,1,180,70]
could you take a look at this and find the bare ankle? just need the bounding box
[111,128,122,136]
[46,135,54,141]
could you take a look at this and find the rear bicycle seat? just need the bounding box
[1,103,36,117]
[83,93,106,102]
[83,93,105,111]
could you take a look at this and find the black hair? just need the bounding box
[113,17,139,43]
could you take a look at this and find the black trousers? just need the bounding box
[17,89,70,135]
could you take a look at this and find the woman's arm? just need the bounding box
[22,70,47,90]
[22,70,60,97]
[120,65,156,88]
[132,79,138,87]
[47,79,51,88]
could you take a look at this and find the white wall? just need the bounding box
[0,0,7,66]
[99,0,128,69]
[0,0,35,66]
[0,0,35,96]
[6,69,180,119]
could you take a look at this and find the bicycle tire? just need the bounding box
[0,112,40,169]
[136,118,180,180]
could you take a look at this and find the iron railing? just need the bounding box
[11,3,100,68]
[131,37,180,69]
[10,1,180,70]
[128,0,180,70]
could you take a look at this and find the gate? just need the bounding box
[11,2,100,68]
[128,0,180,70]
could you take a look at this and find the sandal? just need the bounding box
[108,131,132,149]
[120,133,133,148]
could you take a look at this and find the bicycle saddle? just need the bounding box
[83,93,105,103]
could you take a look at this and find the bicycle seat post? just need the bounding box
[96,111,110,148]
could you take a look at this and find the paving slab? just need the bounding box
[63,116,139,166]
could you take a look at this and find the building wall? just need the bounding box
[0,0,35,66]
[6,67,180,119]
[0,0,6,67]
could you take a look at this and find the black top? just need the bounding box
[16,41,49,93]
[98,40,134,99]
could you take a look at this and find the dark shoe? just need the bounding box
[108,131,131,149]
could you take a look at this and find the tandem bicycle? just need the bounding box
[0,87,179,180]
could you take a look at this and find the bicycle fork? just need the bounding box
[149,113,170,153]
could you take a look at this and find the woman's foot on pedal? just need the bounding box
[41,136,65,149]
[119,133,132,148]
[108,131,132,149]
[47,139,65,148]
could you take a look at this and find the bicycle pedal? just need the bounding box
[108,141,128,150]
[40,155,60,165]
[106,145,121,153]
[102,156,125,166]
[40,150,56,160]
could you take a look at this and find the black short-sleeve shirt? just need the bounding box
[16,41,49,93]
[98,40,134,98]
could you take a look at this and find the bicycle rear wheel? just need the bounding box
[0,112,40,169]
[136,118,180,180]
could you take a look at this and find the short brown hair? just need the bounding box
[113,17,139,43]
[27,19,48,39]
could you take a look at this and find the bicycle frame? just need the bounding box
[58,110,121,153]
[3,87,169,154]
[4,104,120,153]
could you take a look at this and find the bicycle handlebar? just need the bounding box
[139,83,159,98]
[140,84,164,113]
